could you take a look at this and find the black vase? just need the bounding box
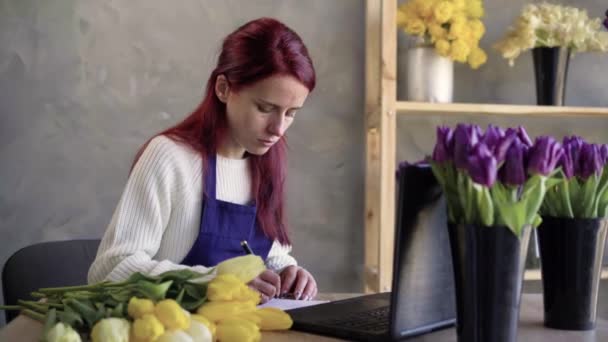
[532,47,571,106]
[448,223,531,342]
[537,217,608,330]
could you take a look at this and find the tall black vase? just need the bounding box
[537,217,608,330]
[532,47,571,106]
[448,223,531,342]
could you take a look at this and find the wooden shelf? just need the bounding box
[396,101,608,117]
[364,0,608,293]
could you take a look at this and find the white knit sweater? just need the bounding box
[87,135,297,284]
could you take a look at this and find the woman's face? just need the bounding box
[215,74,309,158]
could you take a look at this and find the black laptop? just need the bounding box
[287,164,456,341]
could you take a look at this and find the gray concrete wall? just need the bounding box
[1,0,607,326]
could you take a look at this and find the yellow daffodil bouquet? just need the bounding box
[0,255,291,342]
[494,2,608,66]
[397,0,488,69]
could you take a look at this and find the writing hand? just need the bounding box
[279,265,317,301]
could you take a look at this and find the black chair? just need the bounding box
[2,239,100,324]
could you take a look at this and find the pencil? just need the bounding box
[240,240,254,255]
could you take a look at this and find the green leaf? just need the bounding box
[42,308,57,341]
[135,280,173,301]
[180,296,207,311]
[580,174,599,218]
[184,283,207,300]
[473,184,493,226]
[158,269,211,282]
[64,298,100,328]
[56,308,84,329]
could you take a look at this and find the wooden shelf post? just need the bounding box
[364,0,397,293]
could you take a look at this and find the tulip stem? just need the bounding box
[18,300,49,314]
[0,305,21,310]
[22,309,46,323]
[38,283,107,294]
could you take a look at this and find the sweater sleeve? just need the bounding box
[265,240,298,273]
[87,136,213,284]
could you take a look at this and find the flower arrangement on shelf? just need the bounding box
[0,255,291,342]
[429,123,562,238]
[396,0,488,69]
[494,2,608,66]
[541,136,608,219]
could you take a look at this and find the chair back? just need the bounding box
[2,239,100,323]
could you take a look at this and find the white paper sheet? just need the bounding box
[258,298,329,311]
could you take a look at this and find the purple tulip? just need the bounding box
[561,136,584,178]
[481,125,505,148]
[600,144,608,165]
[432,126,454,163]
[559,152,575,179]
[493,130,518,164]
[578,143,603,179]
[453,124,482,169]
[499,138,527,186]
[466,143,497,187]
[505,126,533,147]
[527,136,563,176]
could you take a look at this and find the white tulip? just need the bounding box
[46,322,82,342]
[90,318,130,342]
[186,320,213,342]
[156,330,194,342]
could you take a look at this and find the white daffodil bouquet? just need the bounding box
[494,2,608,65]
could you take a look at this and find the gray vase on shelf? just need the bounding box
[406,46,453,103]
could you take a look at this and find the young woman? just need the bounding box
[88,17,317,303]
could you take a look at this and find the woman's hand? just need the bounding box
[279,266,317,300]
[248,269,281,303]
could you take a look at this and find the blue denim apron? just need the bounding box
[181,155,273,267]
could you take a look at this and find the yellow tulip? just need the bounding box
[192,315,217,337]
[155,299,191,330]
[128,297,155,319]
[132,314,165,341]
[216,255,265,283]
[255,307,294,330]
[197,301,256,323]
[206,274,260,304]
[216,318,261,342]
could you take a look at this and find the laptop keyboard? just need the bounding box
[322,306,390,332]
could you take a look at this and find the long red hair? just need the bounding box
[133,18,315,245]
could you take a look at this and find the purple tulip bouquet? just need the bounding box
[540,136,608,218]
[429,123,563,238]
[535,136,608,330]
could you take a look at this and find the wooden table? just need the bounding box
[1,293,606,341]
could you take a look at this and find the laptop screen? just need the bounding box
[389,164,456,338]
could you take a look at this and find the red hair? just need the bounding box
[133,18,315,245]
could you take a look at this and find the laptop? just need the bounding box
[287,164,456,341]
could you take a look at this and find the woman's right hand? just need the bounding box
[248,269,281,303]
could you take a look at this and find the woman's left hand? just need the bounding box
[279,265,317,300]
